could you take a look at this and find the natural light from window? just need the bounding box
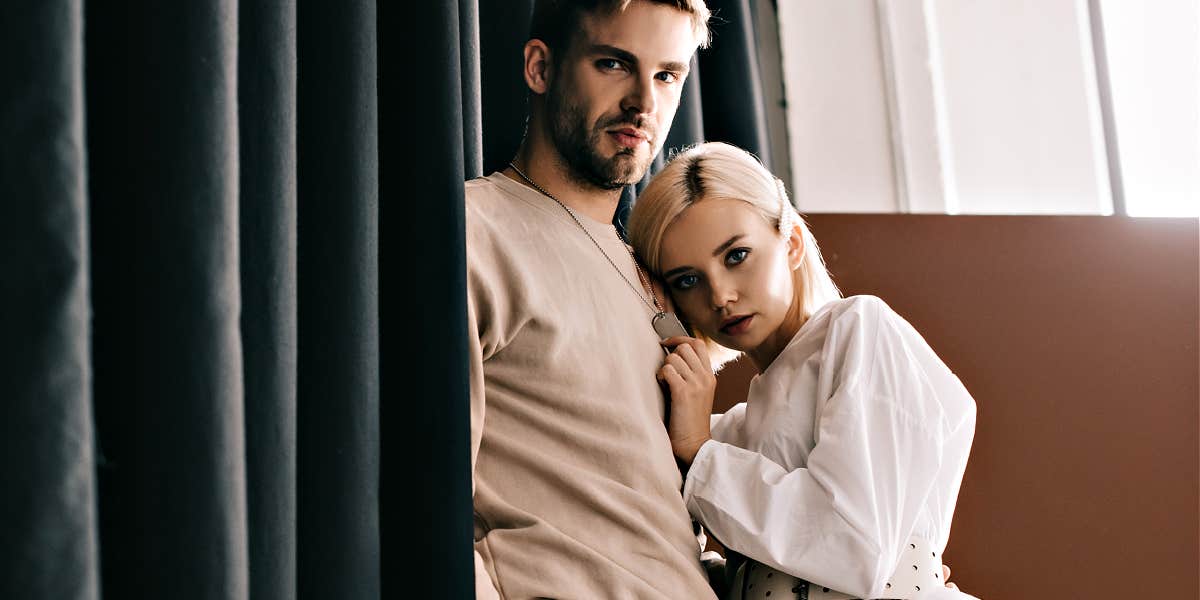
[1100,0,1199,217]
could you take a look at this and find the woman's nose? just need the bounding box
[710,281,736,312]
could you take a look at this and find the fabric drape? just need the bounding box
[378,1,475,598]
[1,1,97,599]
[0,1,776,598]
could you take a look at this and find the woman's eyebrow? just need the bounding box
[662,265,692,279]
[711,234,745,256]
[661,235,745,280]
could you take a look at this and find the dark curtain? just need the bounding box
[0,0,773,598]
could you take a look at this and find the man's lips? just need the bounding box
[608,127,649,149]
[720,314,753,335]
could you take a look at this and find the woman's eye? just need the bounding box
[672,274,699,290]
[726,248,749,265]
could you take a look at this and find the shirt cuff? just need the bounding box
[681,438,721,513]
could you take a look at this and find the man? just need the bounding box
[466,1,715,597]
[467,2,966,598]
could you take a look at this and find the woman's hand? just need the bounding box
[658,336,716,466]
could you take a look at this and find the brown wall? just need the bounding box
[712,215,1199,598]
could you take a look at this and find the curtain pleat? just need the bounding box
[377,2,475,598]
[238,1,298,599]
[295,1,380,598]
[699,0,772,164]
[460,0,484,180]
[85,1,249,598]
[0,1,98,599]
[1,2,776,598]
[479,0,536,175]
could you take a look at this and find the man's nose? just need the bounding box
[621,74,658,117]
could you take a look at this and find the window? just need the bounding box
[773,0,1199,217]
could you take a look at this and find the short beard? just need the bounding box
[546,81,654,191]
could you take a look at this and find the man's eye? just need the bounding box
[727,248,749,265]
[672,274,699,290]
[597,59,623,71]
[656,72,679,84]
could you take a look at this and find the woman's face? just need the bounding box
[658,198,803,355]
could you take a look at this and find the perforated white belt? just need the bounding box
[727,537,944,600]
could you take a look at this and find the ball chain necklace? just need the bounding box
[507,161,689,340]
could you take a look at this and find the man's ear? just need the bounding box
[786,223,807,271]
[523,40,552,95]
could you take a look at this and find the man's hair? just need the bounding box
[529,0,712,60]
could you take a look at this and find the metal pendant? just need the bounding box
[652,312,690,340]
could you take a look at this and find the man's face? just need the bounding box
[544,2,698,190]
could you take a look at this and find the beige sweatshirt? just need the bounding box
[467,173,714,599]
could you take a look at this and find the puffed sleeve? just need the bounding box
[710,402,747,447]
[682,299,953,597]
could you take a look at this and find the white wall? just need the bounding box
[931,0,1112,214]
[777,1,899,213]
[1099,0,1200,217]
[776,0,1134,215]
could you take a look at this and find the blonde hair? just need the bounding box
[627,142,841,368]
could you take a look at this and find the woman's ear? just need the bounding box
[523,40,552,95]
[786,223,807,271]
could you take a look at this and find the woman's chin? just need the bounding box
[708,334,754,354]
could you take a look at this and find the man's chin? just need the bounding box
[572,148,653,189]
[606,151,652,184]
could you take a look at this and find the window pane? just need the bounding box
[1100,0,1200,217]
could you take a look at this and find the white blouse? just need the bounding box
[684,296,976,598]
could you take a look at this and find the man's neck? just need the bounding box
[504,137,624,226]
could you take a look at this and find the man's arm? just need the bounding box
[466,268,503,599]
[474,547,500,600]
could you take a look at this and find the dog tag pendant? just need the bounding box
[652,312,689,340]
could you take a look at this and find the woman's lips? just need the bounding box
[720,315,753,336]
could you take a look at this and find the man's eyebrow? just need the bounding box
[588,44,690,73]
[661,235,745,280]
[587,44,640,66]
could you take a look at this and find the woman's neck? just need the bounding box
[747,300,809,372]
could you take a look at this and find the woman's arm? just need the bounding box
[681,297,970,597]
[682,381,946,598]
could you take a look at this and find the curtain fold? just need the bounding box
[238,1,297,599]
[479,0,537,176]
[0,1,97,599]
[1,2,777,598]
[378,2,474,598]
[698,0,772,166]
[295,1,380,598]
[84,1,249,597]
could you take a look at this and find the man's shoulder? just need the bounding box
[463,174,543,275]
[464,173,504,211]
[464,173,499,197]
[464,173,538,225]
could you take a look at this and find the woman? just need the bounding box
[628,143,978,599]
